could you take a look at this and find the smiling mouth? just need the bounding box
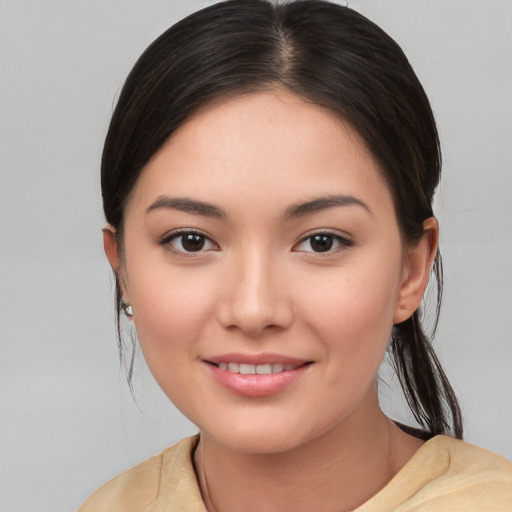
[209,362,311,375]
[205,358,313,396]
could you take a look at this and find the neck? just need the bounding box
[194,393,423,512]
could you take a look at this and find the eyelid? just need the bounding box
[159,228,220,254]
[293,229,353,253]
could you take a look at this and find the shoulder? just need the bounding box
[432,436,512,490]
[78,435,202,512]
[359,436,512,512]
[440,435,512,467]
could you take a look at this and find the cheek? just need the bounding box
[305,270,399,337]
[127,267,220,412]
[126,263,216,367]
[300,254,403,373]
[299,274,399,424]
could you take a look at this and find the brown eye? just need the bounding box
[293,232,353,254]
[310,234,334,252]
[162,230,218,254]
[181,233,206,252]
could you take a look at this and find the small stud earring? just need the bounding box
[121,301,133,317]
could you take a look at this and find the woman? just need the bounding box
[80,0,512,510]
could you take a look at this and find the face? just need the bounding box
[107,90,432,454]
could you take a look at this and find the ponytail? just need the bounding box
[390,253,463,438]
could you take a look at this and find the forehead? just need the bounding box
[126,90,393,217]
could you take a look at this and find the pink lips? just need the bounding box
[204,352,312,397]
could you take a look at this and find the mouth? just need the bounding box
[203,355,313,397]
[209,362,304,375]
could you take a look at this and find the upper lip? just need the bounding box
[204,352,311,366]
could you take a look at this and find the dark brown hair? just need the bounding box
[101,0,463,438]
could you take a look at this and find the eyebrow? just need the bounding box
[145,194,371,220]
[283,194,372,220]
[146,196,226,218]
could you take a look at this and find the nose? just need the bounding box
[216,249,293,337]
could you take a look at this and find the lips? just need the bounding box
[204,353,312,397]
[215,362,300,374]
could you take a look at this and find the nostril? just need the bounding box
[214,267,293,335]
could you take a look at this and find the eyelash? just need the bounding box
[160,229,353,256]
[293,231,353,254]
[160,230,219,255]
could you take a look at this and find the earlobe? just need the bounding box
[393,217,439,324]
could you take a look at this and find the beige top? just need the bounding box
[79,435,512,512]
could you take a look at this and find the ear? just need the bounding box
[393,217,439,324]
[102,224,129,300]
[103,224,121,273]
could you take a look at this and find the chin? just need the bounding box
[213,430,307,455]
[197,412,331,456]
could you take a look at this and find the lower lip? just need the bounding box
[205,363,311,397]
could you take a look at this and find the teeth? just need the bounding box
[240,363,255,374]
[216,362,299,374]
[256,364,272,375]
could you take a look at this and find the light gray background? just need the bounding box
[1,1,511,511]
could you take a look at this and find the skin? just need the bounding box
[104,90,438,511]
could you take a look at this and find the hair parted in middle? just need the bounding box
[101,0,463,439]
